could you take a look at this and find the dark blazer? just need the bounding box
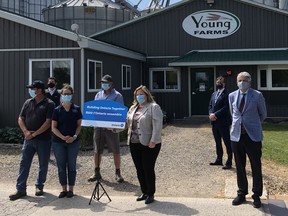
[208,88,231,126]
[46,89,60,107]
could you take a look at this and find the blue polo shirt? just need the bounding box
[95,88,124,104]
[52,104,83,143]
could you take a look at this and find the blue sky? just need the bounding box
[128,0,181,11]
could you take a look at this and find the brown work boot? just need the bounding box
[115,169,124,183]
[88,168,102,182]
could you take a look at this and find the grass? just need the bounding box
[262,123,288,166]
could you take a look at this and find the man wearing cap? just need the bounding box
[88,74,125,183]
[9,80,55,201]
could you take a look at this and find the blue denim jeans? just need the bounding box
[53,140,80,186]
[16,139,51,192]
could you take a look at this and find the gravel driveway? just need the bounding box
[0,119,287,198]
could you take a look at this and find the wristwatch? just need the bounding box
[73,134,78,139]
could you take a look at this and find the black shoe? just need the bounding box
[252,195,261,208]
[58,191,67,198]
[88,168,102,182]
[115,169,124,183]
[66,191,74,198]
[232,195,246,205]
[209,160,223,166]
[136,194,148,201]
[145,195,154,204]
[35,188,44,196]
[222,165,232,170]
[9,191,27,201]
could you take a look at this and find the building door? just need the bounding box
[190,68,214,115]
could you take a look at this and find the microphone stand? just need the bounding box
[89,128,111,204]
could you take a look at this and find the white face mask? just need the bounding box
[237,81,250,91]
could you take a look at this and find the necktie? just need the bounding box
[239,94,246,112]
[215,91,220,102]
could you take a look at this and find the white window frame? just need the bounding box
[258,65,288,90]
[149,68,181,92]
[122,64,131,90]
[87,59,103,92]
[29,58,74,87]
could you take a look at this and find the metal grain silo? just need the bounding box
[42,0,134,36]
[279,0,288,10]
[0,0,65,21]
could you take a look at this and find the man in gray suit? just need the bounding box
[228,71,267,208]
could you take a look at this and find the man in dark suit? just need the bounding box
[229,71,267,208]
[46,77,60,107]
[208,76,232,170]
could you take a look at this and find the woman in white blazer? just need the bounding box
[126,85,163,204]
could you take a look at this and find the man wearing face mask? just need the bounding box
[208,76,232,169]
[88,74,125,183]
[46,77,60,107]
[9,80,55,201]
[229,72,267,208]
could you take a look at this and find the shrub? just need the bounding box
[119,129,128,142]
[79,127,128,150]
[0,127,24,144]
[79,127,94,150]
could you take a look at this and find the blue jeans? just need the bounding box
[53,141,80,186]
[16,139,51,192]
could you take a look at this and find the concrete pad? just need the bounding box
[225,177,267,199]
[28,195,266,216]
[268,199,288,216]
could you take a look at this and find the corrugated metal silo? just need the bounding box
[0,0,65,21]
[279,0,288,10]
[43,0,134,36]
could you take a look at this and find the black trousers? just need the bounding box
[212,124,232,165]
[231,134,263,197]
[130,143,161,196]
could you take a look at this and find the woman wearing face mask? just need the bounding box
[51,84,82,198]
[126,85,163,204]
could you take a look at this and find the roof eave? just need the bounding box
[79,38,146,61]
[169,60,288,67]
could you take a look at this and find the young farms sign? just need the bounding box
[182,10,241,39]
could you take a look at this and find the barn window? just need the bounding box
[258,65,288,90]
[87,60,102,92]
[29,59,73,89]
[150,68,180,92]
[122,64,131,90]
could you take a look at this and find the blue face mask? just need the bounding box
[102,83,110,91]
[61,95,72,103]
[136,95,146,104]
[29,89,36,98]
[237,81,250,91]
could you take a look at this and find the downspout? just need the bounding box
[81,48,85,110]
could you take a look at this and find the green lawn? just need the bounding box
[262,123,288,166]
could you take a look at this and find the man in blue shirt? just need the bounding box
[88,75,125,183]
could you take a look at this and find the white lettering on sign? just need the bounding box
[182,10,241,39]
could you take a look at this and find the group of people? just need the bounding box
[9,75,163,205]
[8,71,266,208]
[209,71,267,208]
[9,78,83,200]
